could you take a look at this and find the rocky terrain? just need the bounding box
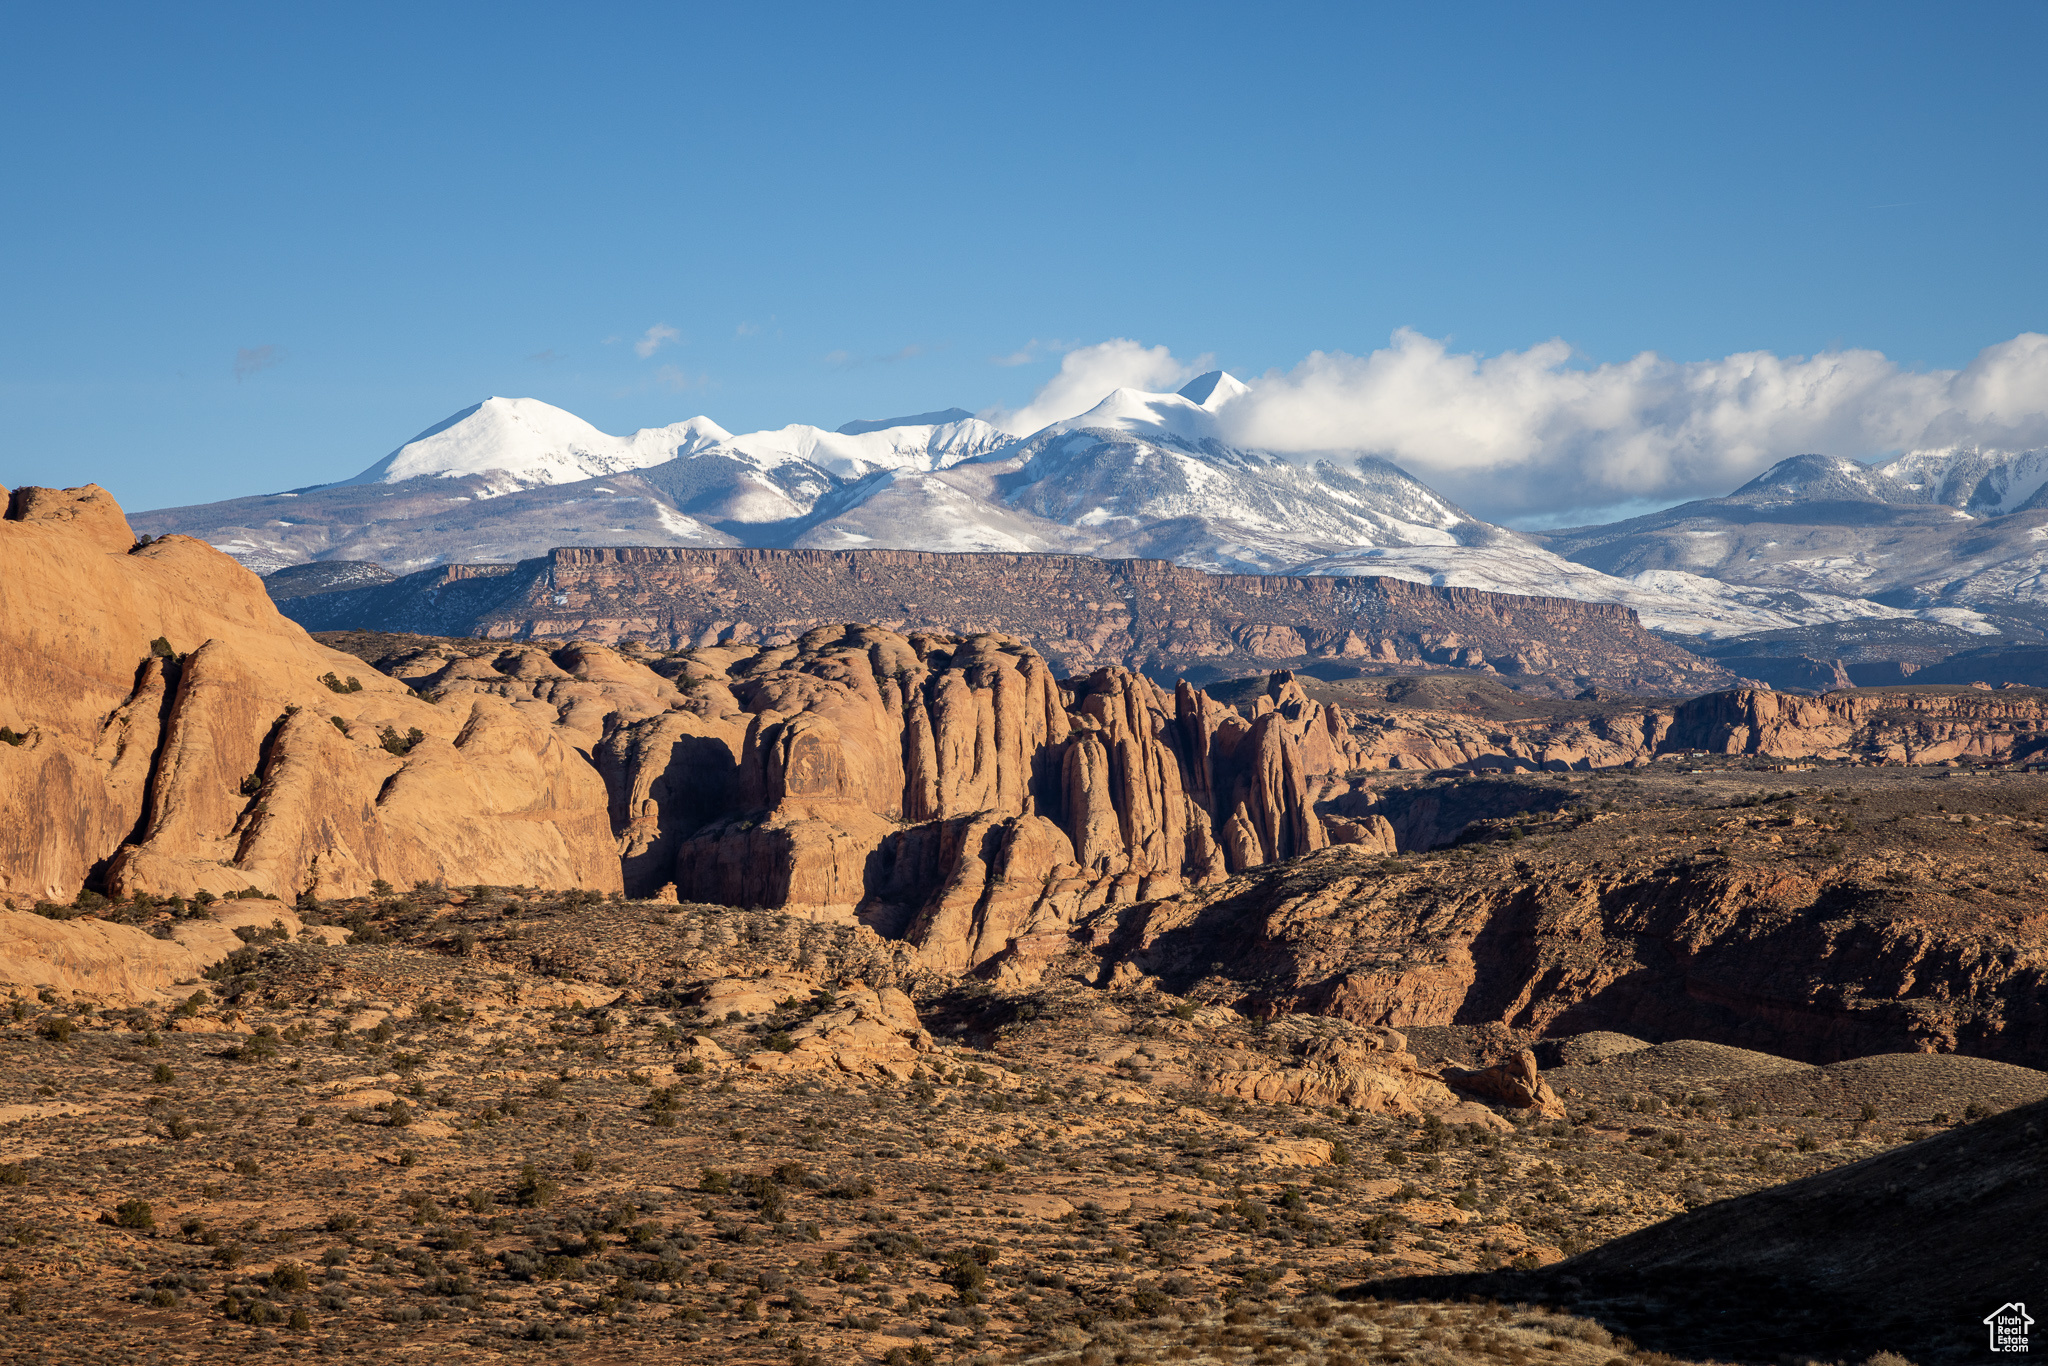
[269,547,1743,696]
[1092,762,2048,1065]
[3,873,2041,1366]
[9,481,2048,1364]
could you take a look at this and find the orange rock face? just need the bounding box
[638,629,1371,973]
[0,486,621,905]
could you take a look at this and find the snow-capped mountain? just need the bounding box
[125,380,2048,658]
[337,395,1014,504]
[334,397,726,497]
[976,374,1481,572]
[1292,543,1995,640]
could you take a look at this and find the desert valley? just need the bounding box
[9,17,2048,1360]
[3,476,2046,1366]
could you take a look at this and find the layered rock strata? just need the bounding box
[275,547,1741,696]
[1084,833,2048,1065]
[1324,684,2048,774]
[0,485,621,905]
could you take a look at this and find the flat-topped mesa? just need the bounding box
[275,546,1739,696]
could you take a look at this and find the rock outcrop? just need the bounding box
[1084,817,2048,1067]
[0,901,304,1002]
[606,627,1374,974]
[1327,681,2048,775]
[0,485,621,905]
[740,982,936,1081]
[274,546,1741,696]
[1200,1025,1484,1121]
[1443,1049,1567,1117]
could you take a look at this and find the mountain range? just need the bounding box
[131,376,2048,673]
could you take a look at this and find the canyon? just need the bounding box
[9,485,2048,1074]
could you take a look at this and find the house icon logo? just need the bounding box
[1985,1302,2034,1353]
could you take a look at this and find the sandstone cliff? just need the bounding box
[255,627,1384,974]
[1297,677,2048,776]
[0,485,621,905]
[633,629,1378,974]
[275,547,1741,696]
[1084,771,2048,1066]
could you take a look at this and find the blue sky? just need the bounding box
[3,2,2045,517]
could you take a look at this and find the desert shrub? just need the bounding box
[39,1016,73,1043]
[0,1165,25,1187]
[746,1176,787,1222]
[113,1199,156,1229]
[572,1149,595,1173]
[324,1211,359,1233]
[378,725,425,757]
[318,672,363,694]
[764,1031,796,1053]
[699,1168,732,1195]
[150,1063,177,1085]
[515,1161,557,1208]
[268,1262,310,1292]
[237,1027,280,1063]
[232,1156,261,1177]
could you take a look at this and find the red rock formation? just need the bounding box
[613,626,1369,972]
[0,486,621,905]
[1444,1048,1567,1117]
[1085,844,2048,1066]
[278,545,1742,696]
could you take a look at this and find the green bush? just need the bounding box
[514,1161,556,1208]
[113,1199,156,1230]
[39,1016,73,1043]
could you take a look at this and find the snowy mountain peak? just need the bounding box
[1049,384,1227,447]
[1727,453,1911,506]
[1177,370,1249,409]
[334,396,717,496]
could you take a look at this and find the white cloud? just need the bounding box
[634,323,681,358]
[1220,330,2048,519]
[656,364,707,391]
[980,338,1203,434]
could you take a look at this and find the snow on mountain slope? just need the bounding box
[1725,453,1917,505]
[1292,543,1995,639]
[337,396,1013,503]
[1724,446,2048,519]
[713,416,1013,483]
[1875,445,2048,515]
[336,397,730,497]
[985,372,1476,572]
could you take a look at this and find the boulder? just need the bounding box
[1443,1048,1568,1117]
[743,983,934,1080]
